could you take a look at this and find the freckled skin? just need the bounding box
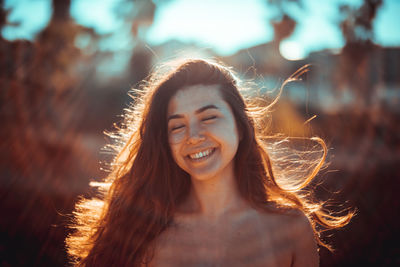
[167,85,240,182]
[150,209,319,267]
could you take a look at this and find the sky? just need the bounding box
[2,0,400,61]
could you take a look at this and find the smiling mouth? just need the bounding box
[187,148,216,161]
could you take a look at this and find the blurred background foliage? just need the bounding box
[0,0,399,266]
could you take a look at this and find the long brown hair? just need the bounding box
[66,59,353,266]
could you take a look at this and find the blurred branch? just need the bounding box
[334,0,384,109]
[0,0,21,30]
[266,0,302,42]
[340,0,383,44]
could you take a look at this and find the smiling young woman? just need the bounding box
[66,59,354,266]
[167,85,240,183]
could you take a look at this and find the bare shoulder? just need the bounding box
[257,208,319,267]
[277,209,314,236]
[256,208,311,235]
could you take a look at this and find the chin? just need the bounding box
[189,172,218,182]
[187,164,233,183]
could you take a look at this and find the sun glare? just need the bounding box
[279,40,306,61]
[146,0,273,56]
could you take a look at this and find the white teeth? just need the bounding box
[189,148,214,160]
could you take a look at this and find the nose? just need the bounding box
[186,122,205,145]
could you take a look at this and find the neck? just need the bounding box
[184,167,246,219]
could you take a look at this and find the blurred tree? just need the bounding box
[336,0,383,108]
[320,1,400,266]
[259,1,400,266]
[0,0,101,265]
[240,0,302,76]
[266,0,301,47]
[130,0,156,37]
[127,0,156,85]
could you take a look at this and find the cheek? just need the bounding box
[169,131,186,144]
[211,122,240,146]
[168,142,178,159]
[168,142,185,166]
[226,132,240,154]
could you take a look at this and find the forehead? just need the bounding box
[167,84,227,115]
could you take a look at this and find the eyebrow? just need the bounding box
[195,104,219,114]
[167,104,219,122]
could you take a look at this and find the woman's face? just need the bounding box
[167,84,240,182]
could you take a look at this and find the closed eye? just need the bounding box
[202,115,217,122]
[171,125,185,132]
